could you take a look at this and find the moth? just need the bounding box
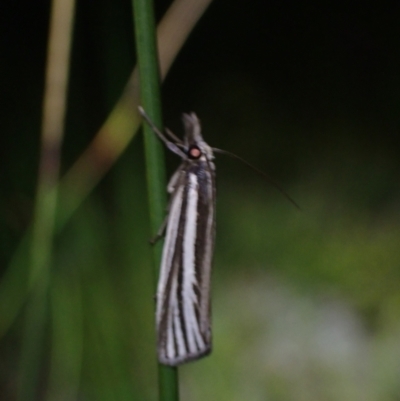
[139,107,297,366]
[139,107,215,366]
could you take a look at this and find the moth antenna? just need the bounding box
[165,128,183,145]
[212,148,300,210]
[139,106,186,158]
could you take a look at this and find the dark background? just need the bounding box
[1,1,400,400]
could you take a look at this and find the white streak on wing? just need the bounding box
[182,173,205,353]
[156,185,184,326]
[173,301,186,357]
[172,278,185,357]
[166,277,177,359]
[199,169,214,333]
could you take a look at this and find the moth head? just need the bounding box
[182,113,214,160]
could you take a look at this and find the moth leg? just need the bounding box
[149,167,185,244]
[150,215,168,245]
[167,165,184,193]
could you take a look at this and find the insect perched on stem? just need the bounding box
[139,106,298,366]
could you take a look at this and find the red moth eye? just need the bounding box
[189,146,201,159]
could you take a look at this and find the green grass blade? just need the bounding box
[17,1,76,400]
[132,0,179,400]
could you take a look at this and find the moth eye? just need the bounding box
[188,146,202,159]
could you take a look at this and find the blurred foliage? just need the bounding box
[1,0,400,400]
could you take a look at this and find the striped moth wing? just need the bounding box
[155,113,216,366]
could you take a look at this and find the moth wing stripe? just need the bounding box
[182,173,202,353]
[156,185,184,325]
[173,295,186,357]
[199,168,215,332]
[166,276,178,359]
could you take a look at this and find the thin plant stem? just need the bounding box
[133,0,180,400]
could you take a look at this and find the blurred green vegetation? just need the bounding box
[1,0,400,400]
